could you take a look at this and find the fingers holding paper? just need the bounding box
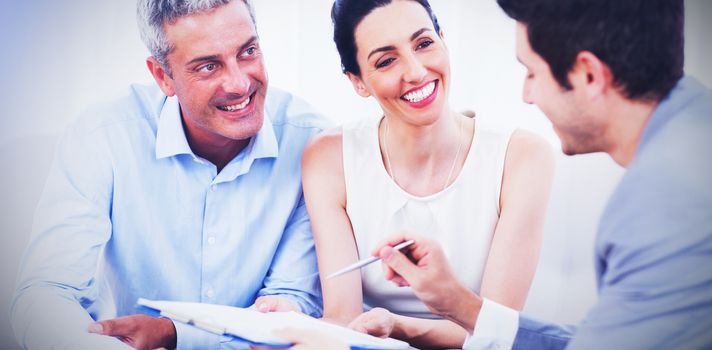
[87,314,176,350]
[254,296,300,313]
[348,307,396,338]
[271,328,349,350]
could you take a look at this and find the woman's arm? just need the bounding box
[480,129,556,309]
[348,307,467,349]
[391,315,468,349]
[301,129,363,325]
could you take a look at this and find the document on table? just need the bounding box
[137,298,410,349]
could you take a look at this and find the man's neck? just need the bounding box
[180,113,253,173]
[604,96,659,168]
[195,139,250,172]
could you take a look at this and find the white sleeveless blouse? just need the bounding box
[342,116,514,319]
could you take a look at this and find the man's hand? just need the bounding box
[253,296,300,313]
[372,232,482,330]
[88,314,176,350]
[347,308,396,338]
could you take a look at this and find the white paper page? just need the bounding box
[138,298,410,349]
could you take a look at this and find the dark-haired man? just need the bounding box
[355,1,712,350]
[11,0,327,349]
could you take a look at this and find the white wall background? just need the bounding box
[0,0,710,348]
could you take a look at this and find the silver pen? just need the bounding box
[326,240,415,279]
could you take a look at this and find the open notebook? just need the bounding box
[137,298,410,349]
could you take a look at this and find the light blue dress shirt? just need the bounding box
[11,84,329,349]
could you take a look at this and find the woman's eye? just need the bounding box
[376,57,395,69]
[417,39,434,50]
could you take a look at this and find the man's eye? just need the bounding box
[242,46,258,58]
[199,63,216,73]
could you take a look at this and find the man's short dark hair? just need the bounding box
[498,0,684,102]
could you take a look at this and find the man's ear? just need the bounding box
[568,51,613,100]
[346,72,371,98]
[146,57,176,97]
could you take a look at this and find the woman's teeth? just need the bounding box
[402,81,436,103]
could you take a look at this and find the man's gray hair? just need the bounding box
[137,0,256,76]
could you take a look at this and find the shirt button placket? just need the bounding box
[205,184,218,247]
[203,182,218,302]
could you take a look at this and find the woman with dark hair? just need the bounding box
[301,0,554,347]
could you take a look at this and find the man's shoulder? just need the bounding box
[68,83,166,135]
[600,80,712,236]
[636,83,712,173]
[264,87,333,132]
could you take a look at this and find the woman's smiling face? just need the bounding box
[349,0,451,126]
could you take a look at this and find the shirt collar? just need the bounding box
[155,96,193,159]
[639,76,705,152]
[248,110,279,161]
[154,94,279,161]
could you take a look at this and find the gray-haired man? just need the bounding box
[11,1,327,348]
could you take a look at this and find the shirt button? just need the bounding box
[205,289,214,298]
[207,236,216,245]
[210,184,217,192]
